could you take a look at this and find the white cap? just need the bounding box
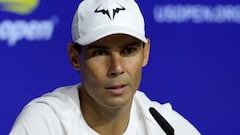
[72,0,147,46]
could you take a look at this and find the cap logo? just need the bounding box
[94,3,126,20]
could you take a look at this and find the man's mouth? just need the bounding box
[105,84,127,90]
[105,83,128,95]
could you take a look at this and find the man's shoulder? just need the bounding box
[10,84,81,135]
[134,90,172,110]
[133,91,201,135]
[29,83,80,110]
[17,83,81,121]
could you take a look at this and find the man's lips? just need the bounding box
[105,83,128,95]
[105,84,127,90]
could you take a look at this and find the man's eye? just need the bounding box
[121,47,137,56]
[94,49,107,56]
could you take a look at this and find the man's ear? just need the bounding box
[68,42,81,71]
[142,39,150,67]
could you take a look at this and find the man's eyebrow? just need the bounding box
[86,44,110,50]
[122,41,144,47]
[86,41,143,50]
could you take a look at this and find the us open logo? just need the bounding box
[0,0,58,47]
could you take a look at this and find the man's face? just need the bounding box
[73,34,150,110]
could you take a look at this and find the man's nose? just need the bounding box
[107,53,124,77]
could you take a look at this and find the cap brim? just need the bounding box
[75,24,147,46]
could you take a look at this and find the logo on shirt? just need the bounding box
[94,3,126,20]
[0,0,39,15]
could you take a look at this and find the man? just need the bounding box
[10,0,201,134]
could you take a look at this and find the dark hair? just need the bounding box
[73,43,82,52]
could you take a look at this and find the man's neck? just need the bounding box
[79,87,132,135]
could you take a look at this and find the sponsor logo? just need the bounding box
[0,0,39,15]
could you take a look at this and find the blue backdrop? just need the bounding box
[1,0,239,134]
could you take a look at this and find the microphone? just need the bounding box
[149,107,174,135]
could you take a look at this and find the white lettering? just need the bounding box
[0,16,58,47]
[153,4,240,24]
